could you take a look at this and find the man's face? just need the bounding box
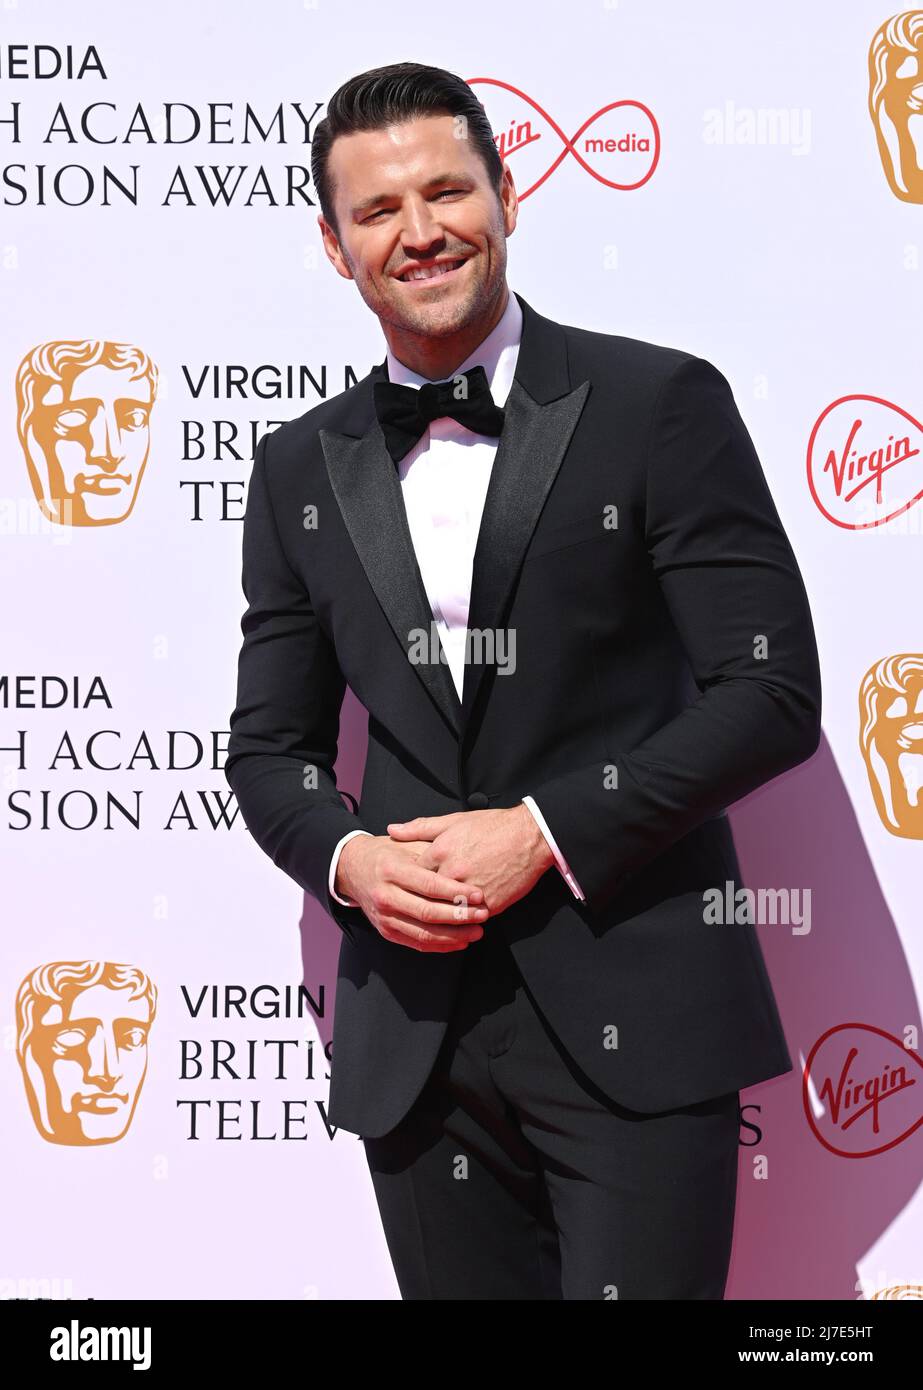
[871,36,923,202]
[24,984,151,1144]
[867,674,923,834]
[320,113,517,342]
[28,362,153,526]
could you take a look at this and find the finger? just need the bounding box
[378,910,485,952]
[386,821,430,839]
[398,844,470,890]
[397,862,486,905]
[386,815,454,840]
[382,883,489,929]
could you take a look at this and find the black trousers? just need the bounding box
[362,924,741,1300]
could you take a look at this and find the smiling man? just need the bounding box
[225,61,822,1300]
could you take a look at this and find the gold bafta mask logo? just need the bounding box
[15,340,159,526]
[16,961,157,1145]
[859,654,923,838]
[869,10,923,202]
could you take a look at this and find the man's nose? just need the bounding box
[400,199,445,250]
[87,406,120,461]
[85,1027,118,1083]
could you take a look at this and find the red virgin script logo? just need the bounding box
[467,78,660,198]
[807,395,923,529]
[803,1024,922,1157]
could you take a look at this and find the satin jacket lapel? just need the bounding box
[319,401,464,738]
[460,373,591,743]
[319,291,592,746]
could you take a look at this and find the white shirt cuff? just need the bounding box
[521,795,586,901]
[329,829,374,907]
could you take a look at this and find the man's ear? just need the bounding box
[318,215,354,282]
[500,164,518,237]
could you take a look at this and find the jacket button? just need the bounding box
[466,791,489,809]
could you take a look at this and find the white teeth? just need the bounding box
[402,260,463,282]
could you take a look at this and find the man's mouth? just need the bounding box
[78,473,131,493]
[76,1093,127,1111]
[395,257,469,285]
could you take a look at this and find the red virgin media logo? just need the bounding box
[807,395,923,529]
[467,78,660,198]
[803,1023,922,1157]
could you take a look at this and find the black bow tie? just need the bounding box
[373,364,506,465]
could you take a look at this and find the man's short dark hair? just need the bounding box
[311,61,505,237]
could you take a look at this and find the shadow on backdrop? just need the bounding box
[726,732,920,1301]
[302,704,920,1300]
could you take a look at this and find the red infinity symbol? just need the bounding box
[467,77,660,199]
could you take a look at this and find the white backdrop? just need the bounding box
[1,0,920,1300]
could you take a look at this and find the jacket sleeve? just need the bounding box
[224,427,370,937]
[524,355,822,913]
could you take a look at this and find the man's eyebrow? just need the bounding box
[55,397,150,410]
[352,172,472,217]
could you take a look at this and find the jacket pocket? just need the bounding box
[524,512,610,561]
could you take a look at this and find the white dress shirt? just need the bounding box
[328,288,586,907]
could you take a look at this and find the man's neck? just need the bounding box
[383,283,510,381]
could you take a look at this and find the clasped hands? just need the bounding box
[335,806,555,952]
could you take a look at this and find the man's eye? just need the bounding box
[365,190,465,222]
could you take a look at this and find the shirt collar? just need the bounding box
[383,288,522,408]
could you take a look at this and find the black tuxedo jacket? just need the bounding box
[225,291,822,1139]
